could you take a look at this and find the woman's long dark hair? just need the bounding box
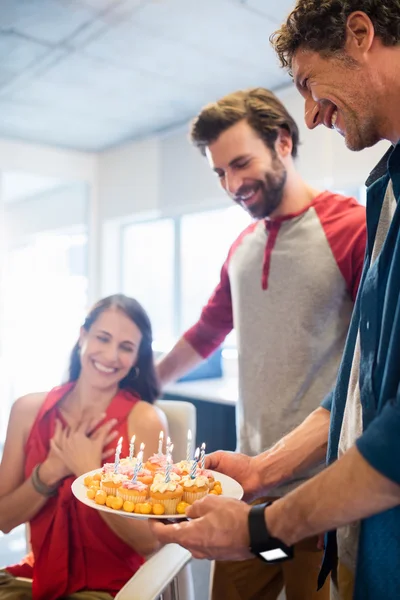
[68,294,160,403]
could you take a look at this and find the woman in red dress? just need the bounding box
[0,294,168,600]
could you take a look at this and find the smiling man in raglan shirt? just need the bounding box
[155,87,366,600]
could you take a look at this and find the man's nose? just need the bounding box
[225,172,243,196]
[304,97,322,130]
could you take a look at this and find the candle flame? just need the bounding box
[201,442,206,450]
[139,442,145,451]
[194,447,200,460]
[159,430,164,440]
[130,434,136,444]
[187,429,192,441]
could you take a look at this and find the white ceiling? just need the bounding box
[0,0,295,152]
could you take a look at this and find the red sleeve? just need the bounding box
[183,222,258,358]
[314,192,366,301]
[183,259,233,358]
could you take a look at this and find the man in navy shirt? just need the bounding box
[151,3,400,599]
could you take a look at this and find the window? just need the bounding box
[1,231,88,441]
[122,218,175,350]
[121,206,251,351]
[180,206,251,332]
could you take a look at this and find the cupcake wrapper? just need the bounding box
[101,483,120,496]
[117,490,148,503]
[150,497,182,514]
[182,490,209,505]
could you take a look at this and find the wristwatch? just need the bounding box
[248,502,294,563]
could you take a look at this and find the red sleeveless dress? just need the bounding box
[6,383,145,600]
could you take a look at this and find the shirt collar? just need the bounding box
[365,146,394,187]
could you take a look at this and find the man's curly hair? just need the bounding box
[270,0,400,74]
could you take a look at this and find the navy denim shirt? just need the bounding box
[320,143,400,599]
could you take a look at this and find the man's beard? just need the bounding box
[240,158,287,219]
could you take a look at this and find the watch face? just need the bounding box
[260,548,290,562]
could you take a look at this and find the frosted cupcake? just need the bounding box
[102,462,116,475]
[153,471,181,484]
[196,468,215,490]
[182,475,209,504]
[149,480,183,514]
[101,473,128,496]
[119,457,138,476]
[174,460,192,476]
[144,454,168,473]
[117,480,149,504]
[137,468,154,485]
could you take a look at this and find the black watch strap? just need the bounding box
[248,501,293,562]
[248,501,272,554]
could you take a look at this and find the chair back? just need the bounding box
[155,400,196,460]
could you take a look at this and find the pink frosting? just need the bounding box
[102,463,115,473]
[121,480,148,492]
[118,465,134,477]
[197,468,214,478]
[138,468,153,477]
[147,454,167,466]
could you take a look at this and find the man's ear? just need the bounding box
[275,128,293,159]
[345,11,375,58]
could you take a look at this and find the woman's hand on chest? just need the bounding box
[49,416,119,478]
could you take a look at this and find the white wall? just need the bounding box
[5,183,87,244]
[98,137,161,221]
[0,138,99,301]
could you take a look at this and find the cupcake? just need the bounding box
[153,470,181,484]
[137,468,154,485]
[196,468,215,490]
[102,462,116,474]
[174,460,192,476]
[119,457,138,476]
[100,473,128,496]
[182,475,209,504]
[144,453,168,473]
[149,480,183,514]
[117,480,149,503]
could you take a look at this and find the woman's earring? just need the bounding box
[133,366,140,380]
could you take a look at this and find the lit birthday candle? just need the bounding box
[114,437,123,474]
[131,443,145,482]
[129,434,136,461]
[186,429,192,462]
[200,442,206,470]
[157,431,164,456]
[190,447,200,479]
[165,443,174,483]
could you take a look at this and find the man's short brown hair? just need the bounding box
[271,0,400,74]
[190,88,300,158]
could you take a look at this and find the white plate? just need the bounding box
[71,469,244,519]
